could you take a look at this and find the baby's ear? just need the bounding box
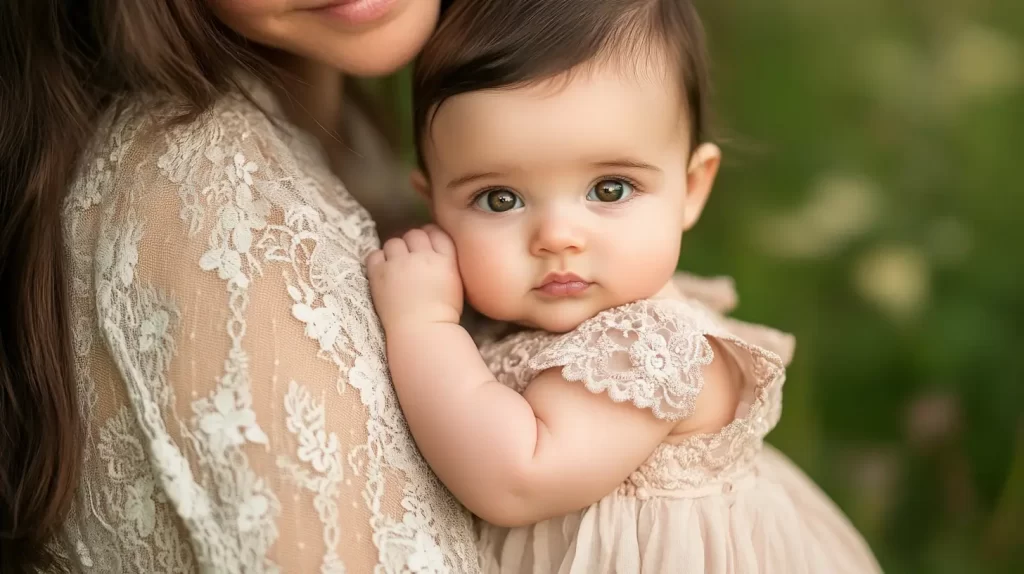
[683,143,722,231]
[410,170,432,202]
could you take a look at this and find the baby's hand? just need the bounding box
[367,225,464,330]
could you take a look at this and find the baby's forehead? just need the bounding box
[525,52,688,103]
[424,60,690,161]
[438,53,687,122]
[422,65,691,185]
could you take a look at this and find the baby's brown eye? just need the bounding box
[475,189,523,212]
[587,179,634,203]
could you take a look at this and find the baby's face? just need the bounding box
[422,61,716,333]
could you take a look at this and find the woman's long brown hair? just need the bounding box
[0,1,265,570]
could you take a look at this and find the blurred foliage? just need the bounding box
[365,0,1024,571]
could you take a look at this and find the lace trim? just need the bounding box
[529,300,719,421]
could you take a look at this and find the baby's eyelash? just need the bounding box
[467,187,508,208]
[466,176,646,208]
[596,175,644,193]
[590,175,646,206]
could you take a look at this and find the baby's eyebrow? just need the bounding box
[446,171,505,191]
[443,159,660,191]
[590,159,662,173]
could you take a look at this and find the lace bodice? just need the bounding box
[52,79,477,573]
[479,293,793,492]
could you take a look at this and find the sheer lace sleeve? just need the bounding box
[60,91,476,573]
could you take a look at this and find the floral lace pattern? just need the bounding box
[479,297,788,491]
[55,81,477,573]
[531,300,720,421]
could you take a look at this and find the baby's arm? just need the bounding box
[367,227,719,526]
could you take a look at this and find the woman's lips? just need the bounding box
[312,0,400,26]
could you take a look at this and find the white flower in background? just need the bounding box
[805,174,880,240]
[754,212,832,259]
[943,24,1021,102]
[853,244,931,320]
[755,172,881,260]
[862,25,1020,118]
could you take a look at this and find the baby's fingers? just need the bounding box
[423,224,456,256]
[403,228,434,253]
[382,237,409,260]
[366,249,385,268]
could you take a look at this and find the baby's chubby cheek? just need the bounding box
[608,239,682,303]
[450,235,525,322]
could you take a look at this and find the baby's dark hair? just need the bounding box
[413,0,713,170]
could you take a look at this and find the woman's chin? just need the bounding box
[319,1,439,76]
[217,0,440,78]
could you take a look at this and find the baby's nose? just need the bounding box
[530,213,586,255]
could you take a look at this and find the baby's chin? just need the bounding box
[472,301,608,334]
[467,284,664,333]
[517,314,587,334]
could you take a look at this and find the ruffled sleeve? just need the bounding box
[527,300,724,421]
[667,272,795,366]
[479,284,792,425]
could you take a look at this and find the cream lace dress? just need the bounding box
[475,279,881,574]
[52,79,478,573]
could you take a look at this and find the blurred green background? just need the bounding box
[363,1,1023,571]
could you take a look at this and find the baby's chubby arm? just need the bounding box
[367,226,675,526]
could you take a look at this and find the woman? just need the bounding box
[0,0,476,572]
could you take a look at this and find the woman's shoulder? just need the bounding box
[65,80,377,251]
[62,80,382,337]
[71,80,336,202]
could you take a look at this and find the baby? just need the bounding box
[368,0,881,572]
